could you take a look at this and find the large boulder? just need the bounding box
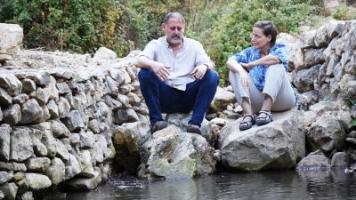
[219,110,305,171]
[210,86,236,112]
[112,121,150,173]
[139,125,216,179]
[0,23,23,63]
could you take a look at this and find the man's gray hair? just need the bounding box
[162,12,185,24]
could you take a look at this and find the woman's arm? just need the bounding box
[226,58,246,74]
[242,55,280,69]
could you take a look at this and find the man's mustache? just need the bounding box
[170,34,181,39]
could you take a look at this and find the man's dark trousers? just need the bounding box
[138,69,219,126]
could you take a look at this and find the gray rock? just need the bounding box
[0,124,11,161]
[72,92,87,111]
[88,119,100,134]
[112,121,150,173]
[22,173,52,190]
[31,137,48,157]
[56,82,71,95]
[307,114,346,152]
[17,72,51,87]
[210,86,236,113]
[10,128,34,162]
[127,92,141,106]
[0,107,2,122]
[47,99,59,119]
[0,182,18,200]
[20,99,43,124]
[0,87,12,106]
[46,157,65,185]
[0,73,22,96]
[293,64,321,93]
[63,110,86,131]
[12,93,29,104]
[33,87,50,105]
[331,152,347,168]
[113,109,139,125]
[139,125,216,179]
[3,104,21,125]
[25,157,51,172]
[105,75,119,95]
[55,139,70,162]
[89,134,107,164]
[41,131,57,158]
[79,131,96,149]
[77,150,95,178]
[41,105,51,121]
[65,154,81,180]
[297,151,330,171]
[219,110,305,171]
[58,97,71,118]
[64,170,102,191]
[0,171,13,184]
[0,23,23,54]
[22,79,36,94]
[314,22,343,47]
[20,192,34,200]
[51,120,70,138]
[0,161,26,171]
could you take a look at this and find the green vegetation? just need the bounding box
[0,0,324,84]
[332,5,356,20]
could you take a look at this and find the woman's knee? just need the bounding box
[267,64,285,76]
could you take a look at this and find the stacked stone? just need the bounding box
[0,23,23,64]
[0,47,147,199]
[287,20,355,172]
[291,20,355,107]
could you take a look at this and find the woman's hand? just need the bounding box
[239,70,250,88]
[240,62,253,71]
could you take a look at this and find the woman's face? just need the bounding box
[251,27,271,49]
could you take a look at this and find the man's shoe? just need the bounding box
[187,123,201,134]
[151,121,168,133]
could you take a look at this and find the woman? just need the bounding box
[226,21,296,131]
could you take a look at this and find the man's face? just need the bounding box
[162,18,185,46]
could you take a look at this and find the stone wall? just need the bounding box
[0,47,147,199]
[290,20,355,106]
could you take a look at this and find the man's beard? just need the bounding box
[167,34,183,46]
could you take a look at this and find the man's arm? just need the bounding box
[135,56,170,81]
[192,41,214,79]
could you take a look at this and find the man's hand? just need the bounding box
[151,63,170,81]
[191,64,208,80]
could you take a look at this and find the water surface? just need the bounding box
[43,169,356,200]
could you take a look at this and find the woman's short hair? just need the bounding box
[254,21,278,46]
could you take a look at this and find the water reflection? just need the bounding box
[42,169,356,200]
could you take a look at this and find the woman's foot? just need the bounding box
[239,114,255,131]
[255,110,273,126]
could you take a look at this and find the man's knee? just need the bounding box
[203,70,219,86]
[138,69,155,83]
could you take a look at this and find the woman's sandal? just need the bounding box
[255,110,273,126]
[239,114,255,131]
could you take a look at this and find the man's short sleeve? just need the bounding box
[195,41,212,66]
[270,44,288,70]
[140,40,158,60]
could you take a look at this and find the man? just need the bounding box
[135,12,219,134]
